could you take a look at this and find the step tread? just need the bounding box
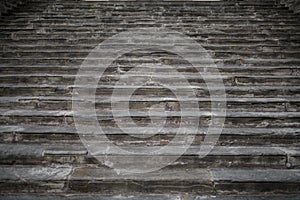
[0,166,72,181]
[1,96,299,102]
[0,143,295,157]
[1,125,299,136]
[1,194,300,200]
[1,109,300,118]
[0,194,181,200]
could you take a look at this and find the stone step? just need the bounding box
[1,19,300,27]
[2,34,300,42]
[2,24,300,31]
[1,125,299,146]
[194,195,300,200]
[1,194,300,200]
[9,12,293,20]
[0,96,298,112]
[6,3,291,11]
[1,42,298,52]
[0,109,299,128]
[1,16,299,24]
[27,1,277,6]
[0,6,296,15]
[2,8,295,16]
[0,165,299,194]
[0,194,182,200]
[0,65,298,76]
[1,32,300,41]
[6,4,289,11]
[2,50,300,60]
[0,85,298,97]
[9,5,290,13]
[1,28,299,36]
[2,44,300,53]
[1,58,300,67]
[0,74,299,86]
[1,32,300,40]
[0,64,300,76]
[1,48,300,58]
[0,143,298,168]
[0,166,72,193]
[2,14,298,21]
[68,167,300,194]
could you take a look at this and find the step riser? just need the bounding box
[0,153,288,168]
[4,133,300,146]
[1,116,299,128]
[1,76,299,86]
[1,59,300,67]
[2,52,300,59]
[0,67,298,76]
[0,100,294,112]
[1,87,298,97]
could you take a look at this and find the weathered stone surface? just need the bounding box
[211,169,300,182]
[0,166,72,181]
[69,167,212,193]
[0,0,27,16]
[212,169,300,194]
[0,166,72,192]
[0,194,182,200]
[195,195,300,200]
[0,0,299,196]
[277,0,300,13]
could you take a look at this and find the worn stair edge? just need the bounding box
[0,194,182,200]
[0,143,295,156]
[1,109,300,118]
[1,126,299,146]
[0,143,298,167]
[1,194,300,200]
[0,166,299,193]
[68,167,300,194]
[1,125,299,136]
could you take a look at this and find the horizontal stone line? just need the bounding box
[0,125,299,135]
[1,96,299,103]
[0,84,299,90]
[1,110,299,118]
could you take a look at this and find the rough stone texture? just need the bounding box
[277,0,300,13]
[195,195,300,200]
[0,0,300,198]
[0,195,183,200]
[0,166,72,192]
[0,0,27,16]
[211,169,300,194]
[0,166,72,181]
[1,195,300,200]
[69,167,213,193]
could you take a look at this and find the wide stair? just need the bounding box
[0,0,300,199]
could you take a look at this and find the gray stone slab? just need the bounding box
[197,146,286,156]
[1,109,300,118]
[71,167,211,182]
[0,125,299,137]
[0,194,182,200]
[86,145,286,156]
[211,169,300,182]
[0,143,45,158]
[280,147,300,156]
[0,143,87,157]
[195,195,300,200]
[0,166,72,181]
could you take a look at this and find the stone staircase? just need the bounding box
[0,0,300,199]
